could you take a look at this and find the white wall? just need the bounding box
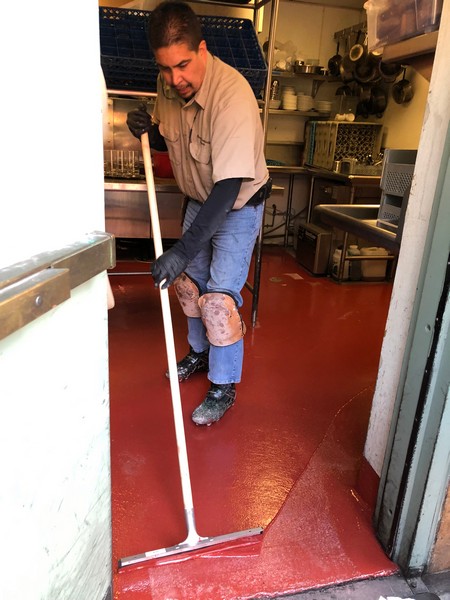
[0,1,111,599]
[382,69,430,149]
[260,2,365,67]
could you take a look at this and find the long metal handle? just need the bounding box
[141,133,198,540]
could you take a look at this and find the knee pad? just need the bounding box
[198,292,246,346]
[174,273,201,317]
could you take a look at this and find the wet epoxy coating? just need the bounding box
[108,247,397,599]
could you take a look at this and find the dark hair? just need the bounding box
[148,1,203,52]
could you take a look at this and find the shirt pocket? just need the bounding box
[189,133,211,166]
[159,123,182,166]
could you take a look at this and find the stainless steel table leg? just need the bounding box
[245,199,266,327]
[284,174,295,247]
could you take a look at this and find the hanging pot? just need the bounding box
[354,50,382,84]
[355,83,372,103]
[378,60,402,83]
[349,31,366,64]
[335,84,353,96]
[392,69,414,104]
[356,100,371,119]
[339,34,354,83]
[368,85,387,116]
[328,41,342,77]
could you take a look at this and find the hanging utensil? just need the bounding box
[349,30,366,64]
[378,60,402,83]
[328,40,342,77]
[392,68,414,104]
[368,85,387,117]
[354,41,382,84]
[339,34,355,83]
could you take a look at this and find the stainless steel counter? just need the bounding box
[104,177,183,239]
[104,177,179,192]
[314,204,399,252]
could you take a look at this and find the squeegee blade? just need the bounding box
[119,527,264,568]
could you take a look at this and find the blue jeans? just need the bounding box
[183,199,264,384]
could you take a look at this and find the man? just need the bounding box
[127,0,270,426]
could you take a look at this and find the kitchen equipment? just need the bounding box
[378,60,402,83]
[340,157,358,175]
[105,149,140,178]
[297,94,314,111]
[392,69,414,104]
[335,84,353,96]
[282,89,298,110]
[270,79,280,100]
[360,246,389,280]
[119,132,263,568]
[100,8,267,97]
[294,63,323,74]
[353,50,382,84]
[368,85,387,116]
[296,222,332,275]
[328,41,342,76]
[331,247,350,280]
[347,244,362,281]
[339,35,355,83]
[304,121,383,170]
[377,148,417,234]
[152,150,174,178]
[356,83,372,103]
[349,31,366,64]
[315,100,332,113]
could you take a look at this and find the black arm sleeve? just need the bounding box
[149,123,168,152]
[173,177,243,261]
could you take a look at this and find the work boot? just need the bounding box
[166,347,209,381]
[191,383,236,426]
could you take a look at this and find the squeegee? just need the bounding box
[118,132,263,568]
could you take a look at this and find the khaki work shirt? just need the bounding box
[152,53,269,209]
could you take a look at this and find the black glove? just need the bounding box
[127,106,151,139]
[151,245,189,289]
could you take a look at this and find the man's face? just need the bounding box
[154,40,207,100]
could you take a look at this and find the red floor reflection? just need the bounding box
[108,247,398,599]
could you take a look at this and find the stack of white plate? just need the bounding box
[297,94,314,112]
[282,90,297,110]
[315,100,332,113]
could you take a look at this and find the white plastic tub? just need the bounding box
[360,247,389,280]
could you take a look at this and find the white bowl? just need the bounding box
[269,99,281,109]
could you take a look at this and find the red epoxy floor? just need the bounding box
[108,246,398,599]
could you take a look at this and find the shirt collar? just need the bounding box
[192,52,213,110]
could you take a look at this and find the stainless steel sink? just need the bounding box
[313,204,400,251]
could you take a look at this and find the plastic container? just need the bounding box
[364,0,443,52]
[347,245,362,281]
[332,248,349,280]
[360,247,389,281]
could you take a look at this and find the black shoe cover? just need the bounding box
[166,348,209,381]
[191,383,236,426]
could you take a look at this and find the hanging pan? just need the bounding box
[339,35,355,83]
[349,30,366,65]
[328,41,342,77]
[368,85,387,117]
[379,60,403,83]
[392,68,414,104]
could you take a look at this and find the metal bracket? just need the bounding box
[0,231,116,341]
